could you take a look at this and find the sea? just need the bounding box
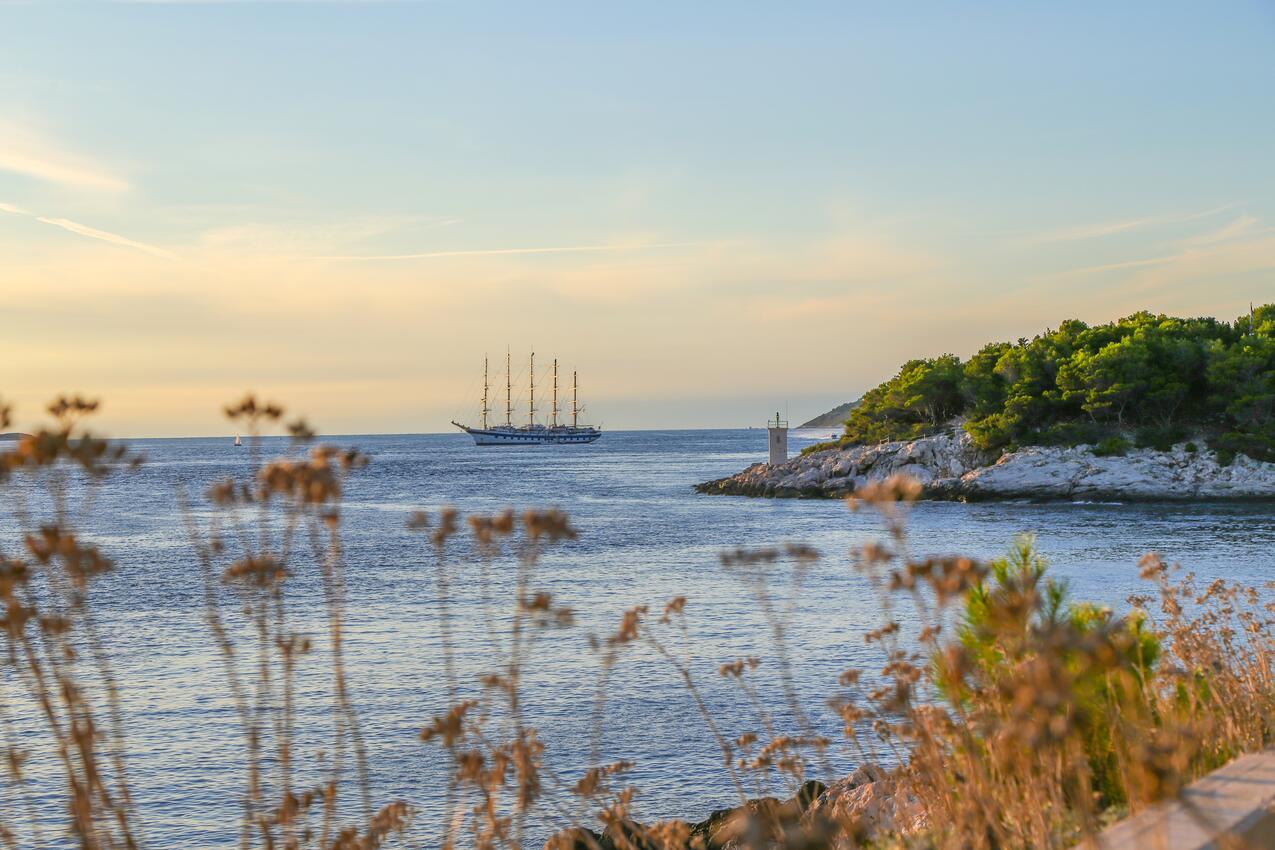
[1,428,1272,847]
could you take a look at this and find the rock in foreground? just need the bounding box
[695,432,1275,502]
[543,784,826,850]
[544,769,918,850]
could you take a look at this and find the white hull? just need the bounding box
[453,423,601,446]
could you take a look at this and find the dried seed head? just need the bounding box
[419,700,478,748]
[521,509,577,542]
[468,509,516,545]
[222,555,287,589]
[287,418,316,443]
[432,507,458,546]
[659,596,687,624]
[607,605,647,647]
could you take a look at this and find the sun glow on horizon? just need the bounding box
[1,2,1272,436]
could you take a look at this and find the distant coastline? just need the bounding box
[798,400,858,429]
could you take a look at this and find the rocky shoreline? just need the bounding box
[695,431,1275,501]
[547,763,916,849]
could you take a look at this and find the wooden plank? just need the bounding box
[1079,750,1275,850]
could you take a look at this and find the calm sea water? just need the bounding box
[3,428,1273,847]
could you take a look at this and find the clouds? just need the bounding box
[1115,224,1275,302]
[0,124,129,193]
[314,241,701,262]
[1183,216,1262,248]
[0,122,172,257]
[1016,204,1270,285]
[34,216,178,260]
[3,197,1270,437]
[0,1,1271,437]
[1026,210,1275,315]
[0,202,177,259]
[1022,207,1233,244]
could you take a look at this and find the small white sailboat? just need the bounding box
[234,435,242,447]
[452,351,601,446]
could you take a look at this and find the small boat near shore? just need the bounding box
[452,352,601,446]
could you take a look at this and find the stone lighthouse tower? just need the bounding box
[767,412,788,465]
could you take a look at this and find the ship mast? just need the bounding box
[552,359,559,427]
[481,356,489,429]
[572,370,578,428]
[505,349,512,426]
[529,352,536,427]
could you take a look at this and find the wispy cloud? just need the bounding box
[1038,253,1181,280]
[1035,212,1272,283]
[0,202,177,260]
[36,217,178,260]
[1023,206,1231,244]
[314,241,701,261]
[0,126,129,192]
[193,214,462,258]
[1183,215,1263,247]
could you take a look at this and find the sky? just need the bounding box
[1,1,1273,436]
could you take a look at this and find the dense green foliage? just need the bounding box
[947,538,1160,807]
[836,305,1275,461]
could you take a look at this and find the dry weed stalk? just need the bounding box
[834,474,1275,849]
[0,396,142,850]
[1,396,1271,850]
[184,395,409,850]
[414,506,578,850]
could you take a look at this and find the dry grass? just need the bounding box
[0,397,1270,850]
[839,476,1274,849]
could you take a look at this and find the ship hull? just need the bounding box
[453,423,601,446]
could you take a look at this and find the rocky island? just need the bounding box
[702,307,1275,501]
[696,429,1275,501]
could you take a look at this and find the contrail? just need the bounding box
[36,217,179,260]
[314,242,701,261]
[0,201,177,260]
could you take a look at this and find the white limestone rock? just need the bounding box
[695,431,1275,502]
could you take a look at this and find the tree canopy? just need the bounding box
[833,306,1275,463]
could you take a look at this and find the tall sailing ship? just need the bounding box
[452,352,602,446]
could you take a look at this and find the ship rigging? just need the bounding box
[452,352,601,445]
